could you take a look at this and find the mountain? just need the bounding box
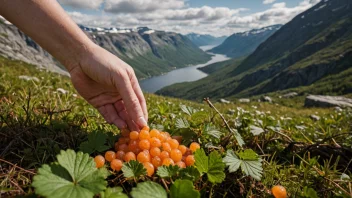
[185,33,227,47]
[0,17,68,75]
[208,25,282,58]
[0,18,211,79]
[157,0,352,100]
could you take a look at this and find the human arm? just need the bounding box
[0,0,148,130]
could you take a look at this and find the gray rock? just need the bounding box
[219,98,230,104]
[0,23,68,76]
[304,95,352,108]
[261,96,272,103]
[334,107,343,112]
[310,115,320,121]
[282,92,298,98]
[239,98,250,103]
[227,109,236,115]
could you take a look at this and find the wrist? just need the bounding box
[64,41,96,73]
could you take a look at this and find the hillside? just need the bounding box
[0,20,211,79]
[1,55,351,197]
[185,33,227,47]
[157,0,352,100]
[208,25,282,58]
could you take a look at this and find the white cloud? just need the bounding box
[104,0,185,13]
[263,0,276,4]
[58,0,104,9]
[66,0,321,36]
[227,0,320,30]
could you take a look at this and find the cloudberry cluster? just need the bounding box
[94,126,200,176]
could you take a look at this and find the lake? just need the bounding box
[139,45,230,93]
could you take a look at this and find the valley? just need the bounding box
[139,45,230,93]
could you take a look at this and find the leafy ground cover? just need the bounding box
[0,56,352,197]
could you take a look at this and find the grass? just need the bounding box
[0,56,352,197]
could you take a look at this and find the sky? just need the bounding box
[58,0,321,36]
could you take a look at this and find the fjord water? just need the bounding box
[140,45,230,93]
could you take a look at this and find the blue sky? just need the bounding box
[59,0,320,36]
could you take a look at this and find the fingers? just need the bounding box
[114,73,147,128]
[114,100,139,131]
[98,105,127,129]
[130,73,148,121]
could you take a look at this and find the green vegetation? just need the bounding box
[1,56,352,197]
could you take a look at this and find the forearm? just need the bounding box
[0,0,94,71]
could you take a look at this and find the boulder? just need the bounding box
[304,95,352,108]
[261,96,272,103]
[219,99,230,104]
[238,98,250,103]
[310,115,320,121]
[282,92,298,98]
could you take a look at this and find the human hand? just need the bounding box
[69,44,148,131]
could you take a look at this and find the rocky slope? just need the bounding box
[185,33,227,47]
[0,18,67,75]
[157,0,352,100]
[208,25,282,58]
[0,18,211,79]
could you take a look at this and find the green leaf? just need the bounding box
[223,150,263,181]
[32,149,108,198]
[194,149,225,184]
[207,151,225,184]
[156,165,180,178]
[175,117,190,129]
[179,166,201,181]
[302,187,318,198]
[79,131,109,154]
[203,124,221,140]
[101,187,128,198]
[131,181,167,198]
[194,149,208,174]
[170,179,200,198]
[249,125,264,136]
[122,160,146,179]
[232,128,245,148]
[237,149,259,160]
[180,105,197,116]
[223,150,241,173]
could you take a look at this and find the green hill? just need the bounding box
[1,55,351,197]
[157,0,352,100]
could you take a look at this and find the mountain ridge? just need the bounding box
[208,24,282,58]
[0,20,211,79]
[157,0,352,100]
[185,33,227,47]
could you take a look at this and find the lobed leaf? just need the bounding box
[179,166,201,181]
[156,165,180,178]
[203,123,221,140]
[175,117,190,129]
[194,149,208,174]
[170,179,200,198]
[223,150,263,181]
[180,105,197,116]
[250,125,265,136]
[100,187,128,198]
[79,131,109,154]
[32,149,108,198]
[207,151,225,184]
[122,160,146,179]
[130,181,167,198]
